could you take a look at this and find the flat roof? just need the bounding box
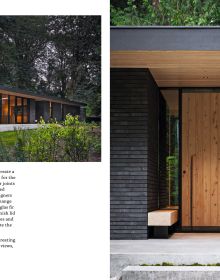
[0,85,86,106]
[111,27,220,87]
[111,26,220,51]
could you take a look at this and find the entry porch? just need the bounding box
[111,233,220,279]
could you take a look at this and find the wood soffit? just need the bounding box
[111,51,220,87]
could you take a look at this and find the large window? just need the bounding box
[0,94,30,124]
[16,97,22,123]
[2,94,9,124]
[10,96,16,123]
[23,98,28,123]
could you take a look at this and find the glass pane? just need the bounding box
[161,90,179,207]
[16,97,22,123]
[23,98,28,123]
[2,94,8,124]
[49,102,52,118]
[10,95,16,124]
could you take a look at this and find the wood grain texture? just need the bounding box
[194,94,204,226]
[210,94,218,225]
[111,51,220,87]
[189,94,196,226]
[111,51,220,68]
[182,93,220,227]
[182,94,190,226]
[148,210,178,226]
[203,94,211,226]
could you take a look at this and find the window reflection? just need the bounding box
[161,90,179,207]
[0,94,29,124]
[10,96,15,124]
[2,94,8,124]
[23,98,28,123]
[16,97,22,123]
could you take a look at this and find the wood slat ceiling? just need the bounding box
[111,51,220,87]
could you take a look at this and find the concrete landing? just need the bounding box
[122,266,220,280]
[0,124,38,132]
[111,233,220,279]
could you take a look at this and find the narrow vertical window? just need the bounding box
[23,98,28,123]
[161,90,179,208]
[10,95,16,124]
[16,97,22,124]
[2,94,8,124]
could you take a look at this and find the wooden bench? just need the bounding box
[148,209,178,238]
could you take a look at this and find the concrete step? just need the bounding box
[122,266,220,280]
[111,235,220,278]
[111,253,220,280]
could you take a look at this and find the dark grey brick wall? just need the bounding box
[110,68,160,240]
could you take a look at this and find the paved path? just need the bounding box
[111,233,220,254]
[111,233,220,279]
[0,124,39,132]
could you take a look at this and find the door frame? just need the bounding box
[160,87,220,232]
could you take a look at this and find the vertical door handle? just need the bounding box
[190,154,195,227]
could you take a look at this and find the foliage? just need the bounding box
[22,118,62,162]
[166,155,178,205]
[166,112,179,206]
[111,0,220,26]
[0,139,12,162]
[0,130,18,146]
[0,115,101,162]
[0,16,101,116]
[62,115,93,161]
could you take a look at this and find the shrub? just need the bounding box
[0,138,12,161]
[2,114,101,162]
[22,118,63,162]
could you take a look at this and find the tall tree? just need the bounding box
[111,0,220,26]
[0,16,48,89]
[0,16,101,115]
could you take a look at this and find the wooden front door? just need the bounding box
[182,92,220,227]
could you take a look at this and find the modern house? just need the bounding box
[0,85,86,124]
[110,26,220,239]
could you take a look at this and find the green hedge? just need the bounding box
[0,115,101,162]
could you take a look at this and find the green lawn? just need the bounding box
[0,131,17,147]
[0,130,34,147]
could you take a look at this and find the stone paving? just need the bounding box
[111,233,220,279]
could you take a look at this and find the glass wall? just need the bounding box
[16,97,22,124]
[23,98,28,123]
[10,96,16,123]
[2,94,8,124]
[161,90,179,207]
[0,94,30,124]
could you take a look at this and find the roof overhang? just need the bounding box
[111,26,220,51]
[111,27,220,87]
[0,86,86,107]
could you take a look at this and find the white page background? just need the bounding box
[0,1,109,279]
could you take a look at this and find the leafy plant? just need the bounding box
[22,118,62,162]
[62,114,94,161]
[0,114,101,162]
[0,138,12,161]
[111,0,220,26]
